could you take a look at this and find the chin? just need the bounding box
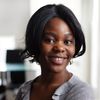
[48,64,67,73]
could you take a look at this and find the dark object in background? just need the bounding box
[0,85,6,100]
[6,49,24,64]
[6,49,25,89]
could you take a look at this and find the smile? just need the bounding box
[49,56,67,65]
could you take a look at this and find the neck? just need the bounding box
[39,70,72,86]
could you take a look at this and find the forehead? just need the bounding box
[43,17,73,35]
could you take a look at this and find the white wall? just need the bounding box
[30,0,82,21]
[81,0,93,83]
[90,0,100,99]
[0,0,30,49]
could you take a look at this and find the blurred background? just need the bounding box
[0,0,100,100]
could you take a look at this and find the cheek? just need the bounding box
[39,44,53,65]
[72,47,75,57]
[69,46,75,58]
[40,43,52,55]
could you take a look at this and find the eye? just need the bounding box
[43,36,55,44]
[64,40,73,46]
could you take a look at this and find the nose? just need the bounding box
[53,41,66,53]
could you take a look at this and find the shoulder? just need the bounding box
[53,75,94,100]
[20,80,33,92]
[65,75,95,100]
[19,80,33,90]
[15,80,33,100]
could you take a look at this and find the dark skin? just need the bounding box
[30,17,75,100]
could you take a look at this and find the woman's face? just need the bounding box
[39,17,75,73]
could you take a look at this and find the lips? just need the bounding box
[48,56,67,65]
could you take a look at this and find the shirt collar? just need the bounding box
[52,75,77,97]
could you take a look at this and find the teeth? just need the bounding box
[56,58,63,61]
[50,57,64,65]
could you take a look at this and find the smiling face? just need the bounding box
[39,17,75,73]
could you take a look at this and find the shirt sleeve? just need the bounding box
[15,80,32,100]
[15,87,23,100]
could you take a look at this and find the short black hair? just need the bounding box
[22,4,86,63]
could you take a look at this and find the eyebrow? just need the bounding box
[42,32,56,37]
[64,33,74,39]
[42,32,74,38]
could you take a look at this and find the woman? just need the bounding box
[15,4,94,100]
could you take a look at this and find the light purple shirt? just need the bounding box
[15,75,94,100]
